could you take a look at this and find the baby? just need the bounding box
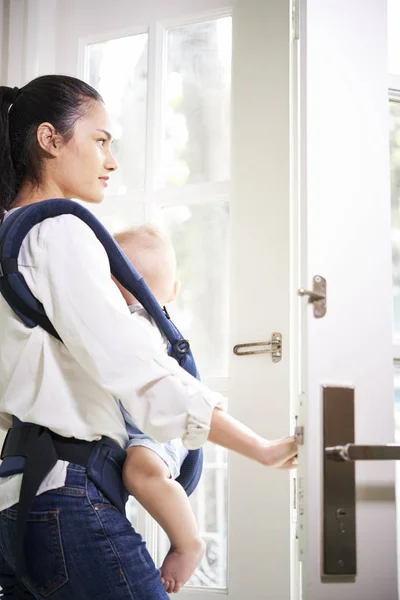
[113,225,297,594]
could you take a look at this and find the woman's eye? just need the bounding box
[97,139,107,146]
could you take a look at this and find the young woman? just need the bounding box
[0,75,297,599]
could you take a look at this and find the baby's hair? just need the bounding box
[114,224,177,303]
[115,224,173,253]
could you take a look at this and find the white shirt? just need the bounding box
[0,210,223,510]
[128,303,168,351]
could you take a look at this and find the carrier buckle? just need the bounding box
[173,339,190,355]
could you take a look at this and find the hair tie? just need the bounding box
[5,86,20,109]
[10,87,20,103]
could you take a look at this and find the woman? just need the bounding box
[0,75,297,599]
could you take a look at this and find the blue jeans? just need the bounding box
[0,463,168,599]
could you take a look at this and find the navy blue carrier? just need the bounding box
[0,199,203,597]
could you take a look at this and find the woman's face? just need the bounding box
[54,101,118,204]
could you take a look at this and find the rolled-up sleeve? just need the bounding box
[34,215,224,449]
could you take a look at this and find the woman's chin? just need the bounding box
[80,191,105,205]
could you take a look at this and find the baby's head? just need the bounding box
[114,225,179,307]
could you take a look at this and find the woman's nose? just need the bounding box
[106,151,118,172]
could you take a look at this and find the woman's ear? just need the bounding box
[36,122,64,157]
[167,280,181,303]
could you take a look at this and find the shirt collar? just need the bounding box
[128,303,143,314]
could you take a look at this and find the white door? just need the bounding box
[295,1,399,599]
[3,0,295,598]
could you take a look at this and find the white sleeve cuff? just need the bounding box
[182,389,226,450]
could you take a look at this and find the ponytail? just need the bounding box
[0,86,20,215]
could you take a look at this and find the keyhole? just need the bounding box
[336,508,347,534]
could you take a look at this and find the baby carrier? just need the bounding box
[0,199,203,596]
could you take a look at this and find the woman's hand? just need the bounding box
[207,408,298,467]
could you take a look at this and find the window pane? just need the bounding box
[390,101,400,334]
[157,441,228,590]
[87,34,148,194]
[388,0,400,75]
[88,198,145,235]
[162,17,232,187]
[126,496,139,531]
[161,201,230,378]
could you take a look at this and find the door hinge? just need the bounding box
[292,0,300,41]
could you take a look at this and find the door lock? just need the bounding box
[322,386,400,579]
[233,332,282,363]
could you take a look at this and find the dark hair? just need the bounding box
[0,74,103,215]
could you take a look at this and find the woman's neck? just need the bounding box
[12,180,65,209]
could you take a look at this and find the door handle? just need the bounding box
[298,275,327,318]
[326,444,400,461]
[320,386,398,579]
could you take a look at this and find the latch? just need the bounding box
[233,332,282,363]
[295,425,304,445]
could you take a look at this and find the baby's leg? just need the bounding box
[123,446,205,594]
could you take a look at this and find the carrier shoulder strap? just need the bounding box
[0,199,198,376]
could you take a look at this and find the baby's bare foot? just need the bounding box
[160,537,205,594]
[260,436,298,468]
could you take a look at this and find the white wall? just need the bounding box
[1,0,57,85]
[0,1,8,83]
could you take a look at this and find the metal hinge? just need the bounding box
[233,332,282,363]
[292,0,300,41]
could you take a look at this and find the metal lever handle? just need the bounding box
[298,275,327,318]
[298,288,325,302]
[326,443,400,462]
